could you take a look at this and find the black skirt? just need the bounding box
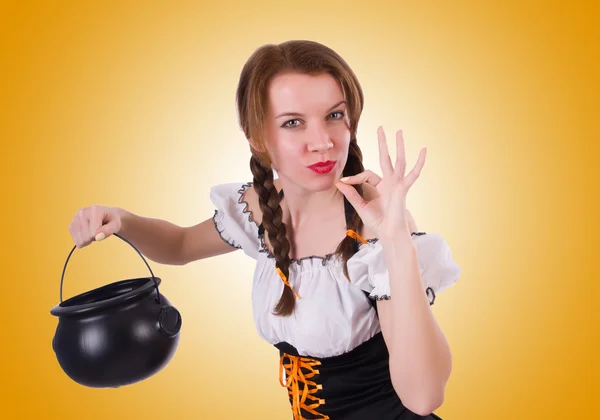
[275,332,443,420]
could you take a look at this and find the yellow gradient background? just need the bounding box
[1,1,596,419]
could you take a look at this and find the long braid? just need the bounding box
[249,156,296,316]
[335,138,366,280]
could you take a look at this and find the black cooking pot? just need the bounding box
[50,233,182,388]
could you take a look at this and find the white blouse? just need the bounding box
[210,181,461,359]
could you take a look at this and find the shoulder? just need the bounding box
[209,181,262,258]
[238,179,287,226]
[210,181,252,214]
[236,180,278,227]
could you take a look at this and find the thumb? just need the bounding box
[335,180,367,216]
[94,222,117,242]
[90,208,118,241]
[93,214,118,242]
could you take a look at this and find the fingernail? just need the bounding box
[95,232,105,241]
[340,177,349,182]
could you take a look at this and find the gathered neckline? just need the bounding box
[258,233,380,266]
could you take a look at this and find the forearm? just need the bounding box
[381,232,452,411]
[116,207,187,265]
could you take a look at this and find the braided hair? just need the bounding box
[250,138,366,316]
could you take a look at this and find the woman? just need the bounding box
[69,40,461,419]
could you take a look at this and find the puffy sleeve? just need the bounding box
[347,232,461,305]
[209,182,261,260]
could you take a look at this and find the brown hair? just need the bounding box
[236,40,366,316]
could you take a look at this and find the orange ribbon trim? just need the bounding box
[346,229,368,244]
[279,354,329,420]
[276,267,301,299]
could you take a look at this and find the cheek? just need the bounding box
[280,138,304,159]
[270,136,304,169]
[333,121,351,141]
[334,127,351,151]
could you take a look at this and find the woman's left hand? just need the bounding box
[335,127,427,241]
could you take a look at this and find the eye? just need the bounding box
[329,111,345,120]
[282,119,301,128]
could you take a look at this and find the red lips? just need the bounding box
[308,160,336,174]
[308,160,336,168]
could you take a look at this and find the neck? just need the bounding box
[274,176,345,231]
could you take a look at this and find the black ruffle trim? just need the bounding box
[369,294,391,301]
[369,287,437,306]
[426,286,436,305]
[212,209,242,250]
[237,182,262,229]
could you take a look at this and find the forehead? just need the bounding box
[267,72,345,114]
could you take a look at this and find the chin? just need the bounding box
[308,173,340,191]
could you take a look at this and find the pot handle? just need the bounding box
[59,233,161,304]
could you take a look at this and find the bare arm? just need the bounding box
[116,208,237,266]
[178,216,239,264]
[376,213,452,416]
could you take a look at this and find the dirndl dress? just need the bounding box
[210,182,461,419]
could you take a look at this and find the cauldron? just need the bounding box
[50,233,182,388]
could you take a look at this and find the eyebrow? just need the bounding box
[275,100,346,119]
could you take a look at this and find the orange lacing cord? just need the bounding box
[279,354,330,420]
[346,229,368,244]
[275,267,301,299]
[274,230,366,299]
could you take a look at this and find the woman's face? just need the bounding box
[262,72,351,192]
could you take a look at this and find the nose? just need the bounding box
[307,127,333,153]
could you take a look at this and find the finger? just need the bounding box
[395,130,406,179]
[72,213,85,247]
[89,205,105,238]
[339,170,382,187]
[378,126,394,178]
[335,180,367,215]
[79,211,92,243]
[405,147,427,187]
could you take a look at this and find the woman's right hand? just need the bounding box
[68,205,124,248]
